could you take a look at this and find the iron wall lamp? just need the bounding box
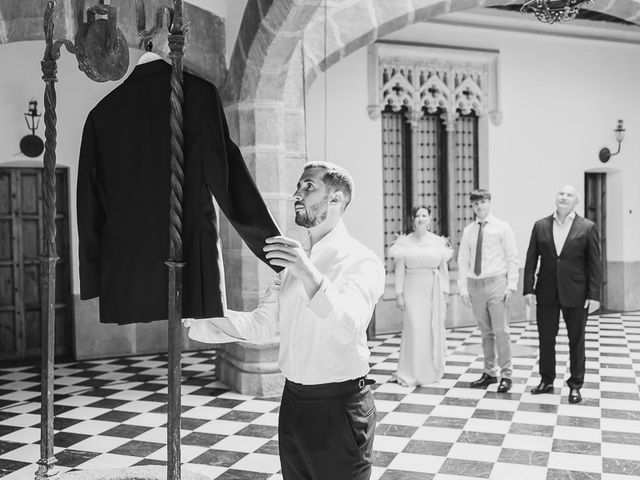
[599,119,625,163]
[20,99,45,157]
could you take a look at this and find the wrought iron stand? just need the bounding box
[36,0,187,478]
[136,0,189,476]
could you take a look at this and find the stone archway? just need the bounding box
[300,0,640,83]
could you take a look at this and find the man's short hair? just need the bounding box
[303,161,354,210]
[470,189,492,202]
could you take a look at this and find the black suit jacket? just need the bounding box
[523,214,602,307]
[78,60,282,324]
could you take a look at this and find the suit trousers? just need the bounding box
[536,305,588,388]
[279,378,376,480]
[468,275,512,378]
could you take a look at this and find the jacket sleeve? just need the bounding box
[203,85,283,272]
[77,113,104,299]
[523,223,539,295]
[586,222,602,301]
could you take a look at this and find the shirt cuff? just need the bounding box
[307,277,333,319]
[507,281,518,291]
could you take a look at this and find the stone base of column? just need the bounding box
[216,340,284,397]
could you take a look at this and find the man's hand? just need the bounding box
[584,299,600,314]
[396,293,406,311]
[264,235,322,298]
[461,293,471,308]
[503,289,515,306]
[525,294,535,308]
[264,235,313,277]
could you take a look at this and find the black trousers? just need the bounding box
[536,305,588,388]
[278,378,376,480]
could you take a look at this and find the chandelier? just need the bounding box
[520,0,594,24]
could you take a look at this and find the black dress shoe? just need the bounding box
[470,373,498,388]
[530,381,554,394]
[497,378,512,393]
[568,388,582,404]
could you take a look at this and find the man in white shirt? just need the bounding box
[458,189,519,393]
[186,161,385,479]
[524,185,601,404]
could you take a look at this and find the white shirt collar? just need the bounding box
[477,214,495,224]
[310,221,348,254]
[553,210,576,226]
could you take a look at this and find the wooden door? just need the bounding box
[584,172,607,308]
[0,166,73,363]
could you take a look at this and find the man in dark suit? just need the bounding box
[524,185,602,404]
[78,58,282,325]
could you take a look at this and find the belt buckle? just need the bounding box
[358,378,365,389]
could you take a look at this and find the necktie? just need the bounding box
[474,221,485,276]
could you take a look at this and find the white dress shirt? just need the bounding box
[457,214,519,296]
[186,221,386,385]
[553,210,576,255]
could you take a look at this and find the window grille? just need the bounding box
[413,111,445,235]
[452,114,479,247]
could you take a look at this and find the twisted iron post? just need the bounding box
[166,1,187,478]
[135,1,188,476]
[36,3,62,479]
[36,2,126,479]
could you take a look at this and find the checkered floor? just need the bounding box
[1,312,640,480]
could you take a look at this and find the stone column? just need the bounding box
[216,84,306,396]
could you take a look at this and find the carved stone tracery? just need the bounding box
[369,43,501,130]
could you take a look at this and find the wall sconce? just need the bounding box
[599,119,625,163]
[19,99,45,158]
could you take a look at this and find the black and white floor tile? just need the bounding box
[1,311,639,479]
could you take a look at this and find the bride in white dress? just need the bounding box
[389,206,453,387]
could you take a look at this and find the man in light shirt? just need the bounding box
[524,185,601,404]
[458,189,519,393]
[185,161,385,479]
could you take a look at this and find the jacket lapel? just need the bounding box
[543,216,557,257]
[559,215,583,257]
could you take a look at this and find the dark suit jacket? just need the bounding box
[523,214,602,307]
[78,60,282,324]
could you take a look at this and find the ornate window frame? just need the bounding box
[367,41,502,129]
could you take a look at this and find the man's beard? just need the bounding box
[295,196,329,228]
